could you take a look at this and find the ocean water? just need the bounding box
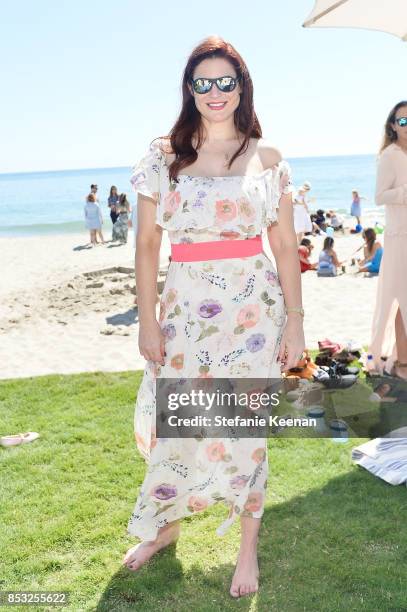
[0,154,384,237]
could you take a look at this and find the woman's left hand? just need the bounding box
[277,316,306,372]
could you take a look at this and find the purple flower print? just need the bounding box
[265,270,279,285]
[198,299,222,318]
[192,199,204,210]
[246,333,266,353]
[151,483,177,500]
[230,475,250,490]
[162,323,176,340]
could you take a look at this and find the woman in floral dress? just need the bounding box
[123,36,305,598]
[112,193,130,243]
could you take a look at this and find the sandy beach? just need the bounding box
[0,228,378,380]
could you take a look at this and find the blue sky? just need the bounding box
[1,0,405,173]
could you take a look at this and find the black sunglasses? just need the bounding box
[190,75,240,95]
[396,117,407,127]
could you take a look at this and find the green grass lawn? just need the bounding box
[1,372,407,612]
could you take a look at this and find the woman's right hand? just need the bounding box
[139,320,166,365]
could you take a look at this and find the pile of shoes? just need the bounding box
[315,338,361,366]
[286,349,319,380]
[314,339,361,389]
[284,340,361,390]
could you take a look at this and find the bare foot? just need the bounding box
[123,521,180,571]
[230,548,259,598]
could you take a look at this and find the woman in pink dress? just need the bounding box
[370,100,407,379]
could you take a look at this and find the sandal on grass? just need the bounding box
[0,432,40,447]
[390,360,407,380]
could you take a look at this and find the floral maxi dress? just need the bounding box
[127,140,294,541]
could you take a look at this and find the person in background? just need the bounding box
[326,210,344,233]
[357,228,383,274]
[84,193,104,246]
[128,199,139,306]
[369,100,407,379]
[293,184,313,244]
[309,213,323,235]
[350,223,363,234]
[298,238,317,273]
[317,236,343,277]
[112,193,130,243]
[90,184,99,200]
[315,209,326,232]
[108,186,120,225]
[350,189,366,225]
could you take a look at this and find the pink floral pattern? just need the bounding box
[127,139,294,541]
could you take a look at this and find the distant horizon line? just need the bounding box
[0,151,377,178]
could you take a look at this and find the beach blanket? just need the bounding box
[352,432,407,486]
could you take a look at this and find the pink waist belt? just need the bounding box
[171,235,263,262]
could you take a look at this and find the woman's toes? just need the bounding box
[230,585,240,598]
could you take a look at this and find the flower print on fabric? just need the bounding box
[127,138,293,542]
[129,139,294,235]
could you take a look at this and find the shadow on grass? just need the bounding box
[96,466,406,612]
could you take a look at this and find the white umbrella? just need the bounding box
[303,0,407,41]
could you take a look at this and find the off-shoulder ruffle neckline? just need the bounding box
[174,167,275,181]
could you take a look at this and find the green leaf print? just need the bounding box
[260,291,276,306]
[196,325,219,342]
[167,305,181,319]
[222,453,232,462]
[255,259,264,269]
[199,365,210,373]
[163,212,173,223]
[153,503,176,517]
[233,324,246,335]
[211,492,226,501]
[182,200,189,212]
[224,466,238,474]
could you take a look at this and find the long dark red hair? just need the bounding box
[158,36,262,181]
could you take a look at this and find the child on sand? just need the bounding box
[84,193,104,246]
[298,238,317,273]
[350,189,366,225]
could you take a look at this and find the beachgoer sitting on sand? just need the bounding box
[112,193,130,243]
[309,213,322,235]
[317,237,343,277]
[298,238,317,273]
[350,223,363,234]
[357,228,383,274]
[84,193,104,246]
[326,210,344,233]
[315,209,326,232]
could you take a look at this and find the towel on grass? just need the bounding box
[352,431,407,486]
